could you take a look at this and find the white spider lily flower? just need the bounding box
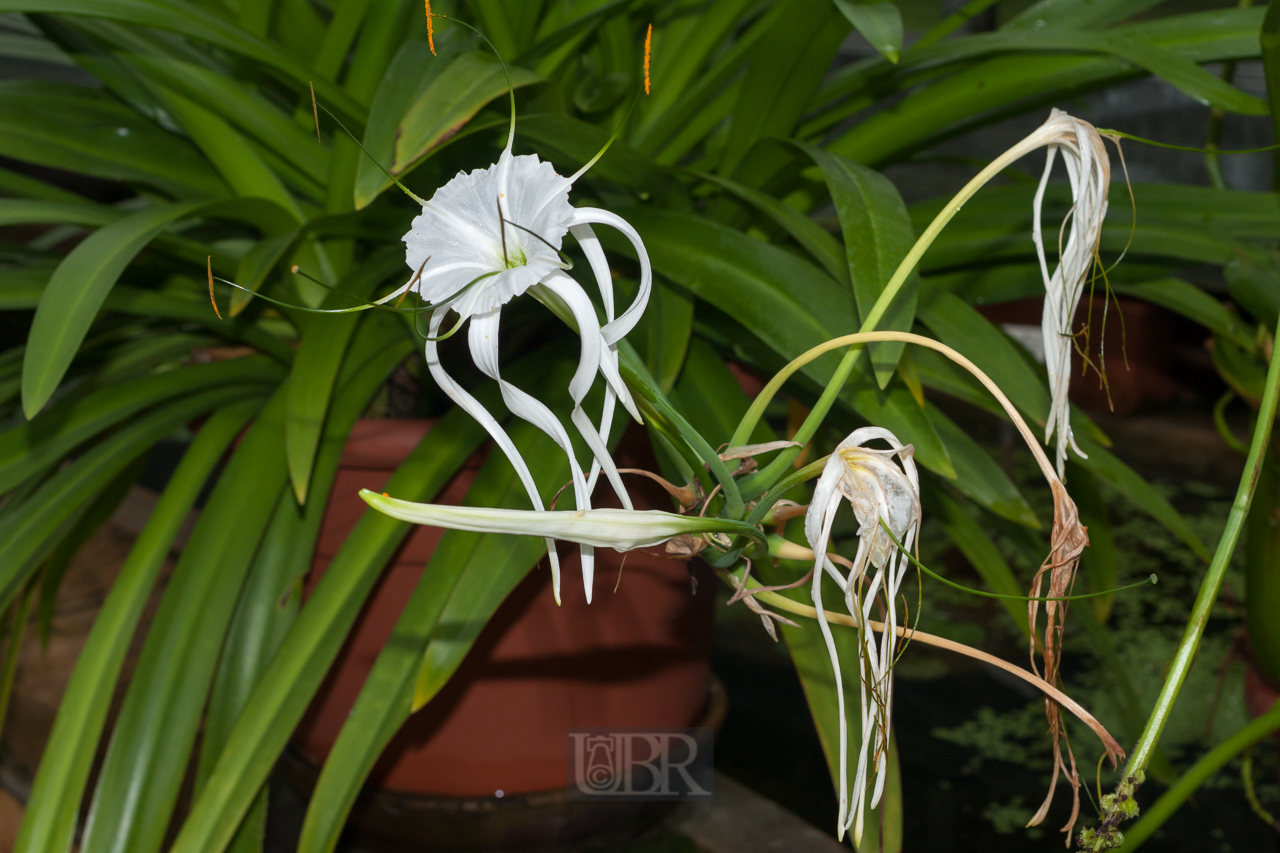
[804,427,921,844]
[393,127,652,605]
[360,490,766,554]
[1029,109,1110,478]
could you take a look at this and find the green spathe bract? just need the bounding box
[359,489,766,554]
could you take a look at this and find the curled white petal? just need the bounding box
[424,309,562,596]
[803,426,921,843]
[1031,109,1108,478]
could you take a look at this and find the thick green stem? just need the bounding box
[732,130,1062,495]
[1116,314,1280,800]
[1246,445,1280,683]
[1116,700,1280,851]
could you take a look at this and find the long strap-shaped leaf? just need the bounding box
[0,0,366,124]
[0,384,263,609]
[198,313,412,848]
[79,388,290,853]
[298,416,572,853]
[0,356,281,495]
[285,251,403,504]
[21,197,294,418]
[13,400,260,853]
[166,399,493,853]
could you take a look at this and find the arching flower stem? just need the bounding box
[718,559,1124,762]
[731,111,1109,495]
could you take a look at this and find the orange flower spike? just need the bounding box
[425,0,436,55]
[207,256,222,320]
[643,24,652,95]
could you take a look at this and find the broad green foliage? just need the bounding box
[0,0,1269,851]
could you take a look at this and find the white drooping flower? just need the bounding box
[804,427,921,844]
[1030,109,1110,479]
[390,127,651,605]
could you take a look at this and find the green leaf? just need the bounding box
[166,397,492,853]
[924,482,1029,635]
[126,54,328,184]
[21,198,294,418]
[1225,252,1280,329]
[0,79,226,199]
[1005,0,1163,30]
[313,0,372,82]
[518,113,688,209]
[827,9,1267,164]
[631,3,783,156]
[641,0,756,120]
[295,401,556,853]
[356,50,539,208]
[799,142,917,388]
[1114,277,1255,351]
[79,388,289,853]
[150,85,304,221]
[0,0,366,124]
[285,251,403,503]
[0,357,280,496]
[717,0,849,177]
[1110,38,1267,114]
[926,405,1039,528]
[670,337,775,448]
[915,283,1051,424]
[230,232,298,316]
[472,0,545,59]
[199,314,410,830]
[620,209,954,477]
[834,0,903,63]
[0,164,86,202]
[688,169,848,284]
[634,281,694,396]
[0,385,258,609]
[14,402,257,853]
[1265,0,1280,185]
[0,198,116,228]
[36,454,147,644]
[1074,432,1209,561]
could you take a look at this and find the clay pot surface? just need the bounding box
[1245,664,1280,719]
[294,419,715,798]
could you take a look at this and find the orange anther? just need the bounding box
[207,256,222,320]
[643,24,652,95]
[382,492,390,497]
[425,0,436,55]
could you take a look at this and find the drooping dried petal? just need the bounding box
[1027,478,1094,844]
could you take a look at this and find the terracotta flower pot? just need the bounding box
[290,419,717,845]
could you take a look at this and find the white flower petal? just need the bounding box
[424,308,563,599]
[467,309,598,601]
[540,271,634,514]
[568,208,652,346]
